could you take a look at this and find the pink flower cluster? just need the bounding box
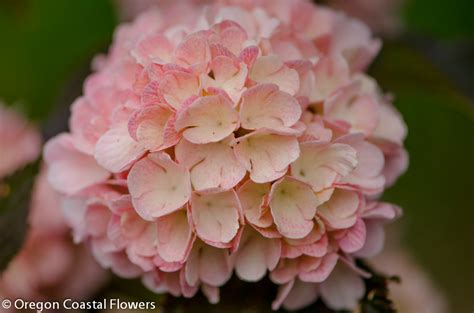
[44,0,408,310]
[0,170,108,304]
[0,104,41,179]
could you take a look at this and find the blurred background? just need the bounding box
[0,0,472,312]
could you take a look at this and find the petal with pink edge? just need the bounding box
[128,152,191,220]
[324,83,379,135]
[131,34,174,66]
[299,253,339,283]
[94,124,146,173]
[269,177,318,239]
[234,131,300,183]
[338,218,366,253]
[190,189,241,245]
[159,70,200,110]
[44,134,110,194]
[175,136,246,191]
[235,227,281,282]
[310,53,350,102]
[238,180,272,228]
[200,56,248,102]
[318,189,359,229]
[249,55,300,95]
[199,245,232,287]
[175,95,239,144]
[128,106,179,151]
[353,220,385,258]
[240,84,301,132]
[291,142,357,192]
[156,209,194,263]
[174,32,210,73]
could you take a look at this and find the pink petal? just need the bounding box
[199,245,232,287]
[318,189,360,229]
[175,95,239,144]
[249,55,300,95]
[240,84,301,132]
[338,218,366,253]
[128,152,191,220]
[270,259,299,284]
[234,131,300,183]
[190,189,241,245]
[299,253,339,283]
[200,56,248,102]
[175,136,246,191]
[238,180,272,228]
[156,209,194,263]
[291,142,357,192]
[282,279,319,310]
[94,124,146,173]
[44,134,110,194]
[202,284,220,304]
[131,33,174,66]
[272,280,295,311]
[325,83,379,136]
[337,136,386,194]
[174,32,211,73]
[235,228,281,282]
[269,177,318,239]
[320,263,365,310]
[354,220,385,258]
[309,53,350,102]
[128,106,179,151]
[159,70,200,110]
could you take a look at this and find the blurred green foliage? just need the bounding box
[0,0,116,120]
[371,43,474,313]
[403,0,474,39]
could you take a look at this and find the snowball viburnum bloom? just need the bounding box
[44,0,408,310]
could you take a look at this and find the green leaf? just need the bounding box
[0,159,40,271]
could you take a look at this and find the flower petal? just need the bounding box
[320,263,365,310]
[44,134,110,194]
[128,152,191,220]
[159,70,200,110]
[128,106,179,151]
[190,189,241,245]
[291,142,357,192]
[175,95,239,144]
[175,136,246,191]
[94,124,146,173]
[269,177,318,239]
[240,84,301,132]
[299,253,339,283]
[238,180,272,228]
[235,228,281,282]
[249,55,300,95]
[156,209,194,263]
[318,189,359,229]
[234,131,300,183]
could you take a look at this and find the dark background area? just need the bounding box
[0,0,472,312]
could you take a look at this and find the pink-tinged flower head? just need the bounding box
[44,0,408,310]
[0,168,108,304]
[0,104,41,180]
